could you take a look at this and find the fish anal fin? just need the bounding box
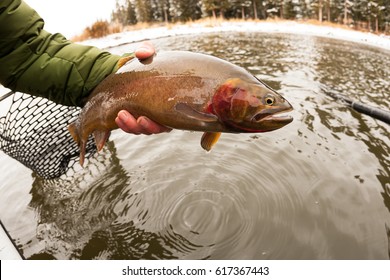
[93,130,111,152]
[79,140,87,167]
[175,103,218,123]
[201,132,221,151]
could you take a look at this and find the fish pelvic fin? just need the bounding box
[93,130,111,152]
[68,122,80,145]
[201,132,221,152]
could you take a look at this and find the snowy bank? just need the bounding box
[2,21,389,102]
[82,21,390,51]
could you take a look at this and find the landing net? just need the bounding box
[0,92,96,179]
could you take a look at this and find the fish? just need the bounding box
[68,51,293,166]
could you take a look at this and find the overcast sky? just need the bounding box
[24,0,117,38]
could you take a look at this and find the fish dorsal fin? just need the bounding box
[117,55,134,69]
[175,103,218,123]
[201,132,221,151]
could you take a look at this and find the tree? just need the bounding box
[325,0,331,20]
[134,0,153,22]
[126,0,138,24]
[201,0,218,18]
[111,0,126,24]
[283,0,297,19]
[111,0,138,25]
[170,0,202,22]
[344,0,353,24]
[252,0,267,19]
[201,0,231,18]
[265,0,282,18]
[150,0,170,22]
[235,0,252,18]
[368,0,387,32]
[352,0,370,28]
[109,0,390,33]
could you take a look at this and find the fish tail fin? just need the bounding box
[93,130,111,152]
[68,122,80,145]
[201,132,221,151]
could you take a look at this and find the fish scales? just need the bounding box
[69,51,293,166]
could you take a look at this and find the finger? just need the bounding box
[115,110,141,135]
[137,116,172,134]
[135,41,155,60]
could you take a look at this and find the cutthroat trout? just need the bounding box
[68,51,293,166]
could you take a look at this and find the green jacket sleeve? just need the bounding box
[0,0,121,107]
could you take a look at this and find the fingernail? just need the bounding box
[137,117,148,128]
[118,110,129,121]
[138,47,149,52]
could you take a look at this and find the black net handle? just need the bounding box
[0,90,14,102]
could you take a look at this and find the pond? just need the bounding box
[0,32,389,259]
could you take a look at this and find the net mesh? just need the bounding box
[0,92,96,179]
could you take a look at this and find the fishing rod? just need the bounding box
[0,219,24,259]
[322,87,390,125]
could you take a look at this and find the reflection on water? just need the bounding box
[1,32,389,259]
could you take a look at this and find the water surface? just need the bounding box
[0,32,389,259]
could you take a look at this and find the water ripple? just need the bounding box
[3,32,389,259]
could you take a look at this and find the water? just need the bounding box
[0,32,389,259]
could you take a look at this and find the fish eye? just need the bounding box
[265,95,275,105]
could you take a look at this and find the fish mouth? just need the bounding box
[252,109,293,124]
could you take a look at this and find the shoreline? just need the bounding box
[2,20,389,98]
[82,20,390,51]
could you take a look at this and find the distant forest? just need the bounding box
[111,0,390,33]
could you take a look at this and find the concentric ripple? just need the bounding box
[1,32,389,259]
[108,128,311,259]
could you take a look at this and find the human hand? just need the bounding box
[116,111,172,135]
[115,42,171,135]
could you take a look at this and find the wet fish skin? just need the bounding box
[68,51,293,166]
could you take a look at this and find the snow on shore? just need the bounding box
[82,20,390,51]
[1,20,389,99]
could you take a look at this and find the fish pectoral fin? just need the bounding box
[201,132,221,151]
[174,103,218,123]
[93,130,111,152]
